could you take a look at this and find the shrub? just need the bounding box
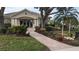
[75,32,79,39]
[0,28,7,34]
[55,34,64,41]
[45,24,55,27]
[0,23,11,34]
[45,26,53,31]
[9,25,28,35]
[35,26,40,32]
[41,31,53,36]
[4,23,11,29]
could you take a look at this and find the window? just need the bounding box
[25,12,27,15]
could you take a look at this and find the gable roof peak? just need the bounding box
[4,8,40,18]
[22,9,29,11]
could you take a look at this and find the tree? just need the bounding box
[54,7,67,36]
[65,7,79,35]
[54,7,79,36]
[35,7,54,28]
[0,7,5,31]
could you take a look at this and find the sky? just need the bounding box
[4,7,40,14]
[4,7,79,13]
[4,7,79,20]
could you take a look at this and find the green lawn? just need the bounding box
[0,35,49,51]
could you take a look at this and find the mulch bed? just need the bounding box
[36,30,79,46]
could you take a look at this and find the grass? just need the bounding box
[0,35,49,51]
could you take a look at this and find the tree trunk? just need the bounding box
[40,9,44,28]
[0,15,4,29]
[61,18,64,37]
[41,19,44,28]
[0,7,5,32]
[69,19,71,36]
[41,7,54,28]
[40,19,45,28]
[62,21,64,36]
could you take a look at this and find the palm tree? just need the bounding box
[54,7,79,36]
[67,7,79,34]
[53,7,67,36]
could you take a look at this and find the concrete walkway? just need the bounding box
[28,28,73,51]
[58,47,79,51]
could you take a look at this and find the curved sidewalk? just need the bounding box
[28,28,73,51]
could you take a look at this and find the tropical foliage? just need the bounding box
[53,7,79,36]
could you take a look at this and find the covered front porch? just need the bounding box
[11,17,39,28]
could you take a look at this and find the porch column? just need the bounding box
[33,19,39,28]
[11,18,20,26]
[14,18,18,26]
[17,19,20,26]
[36,19,39,26]
[33,19,36,28]
[11,18,15,26]
[36,19,37,26]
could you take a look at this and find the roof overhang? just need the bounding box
[17,16,35,20]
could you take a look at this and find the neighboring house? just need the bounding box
[4,9,41,27]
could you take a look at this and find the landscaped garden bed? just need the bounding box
[35,27,79,46]
[0,35,49,51]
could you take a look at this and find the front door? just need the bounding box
[27,20,33,27]
[20,19,33,27]
[20,20,26,26]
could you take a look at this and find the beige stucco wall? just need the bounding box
[33,19,40,27]
[4,18,11,24]
[11,18,20,26]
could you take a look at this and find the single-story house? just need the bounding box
[4,9,41,27]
